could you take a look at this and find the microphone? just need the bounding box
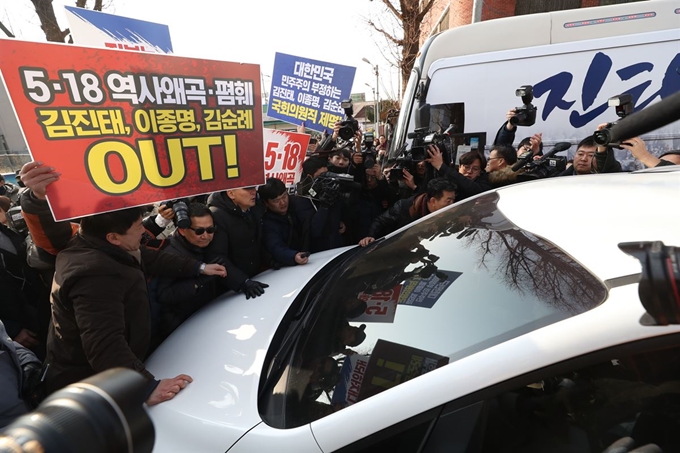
[540,141,571,160]
[512,152,533,172]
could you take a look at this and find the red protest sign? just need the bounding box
[0,39,264,220]
[263,129,310,187]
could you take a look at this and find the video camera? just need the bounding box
[390,126,454,180]
[513,142,571,181]
[361,131,377,168]
[510,85,537,127]
[162,199,190,229]
[593,93,634,148]
[303,171,360,206]
[338,99,359,141]
[5,205,27,234]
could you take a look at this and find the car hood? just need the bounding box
[145,247,350,453]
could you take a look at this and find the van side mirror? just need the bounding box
[415,103,430,130]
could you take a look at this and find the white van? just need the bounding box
[389,0,680,169]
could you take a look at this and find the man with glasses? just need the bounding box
[426,145,520,201]
[153,203,223,344]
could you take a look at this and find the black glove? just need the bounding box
[241,279,269,299]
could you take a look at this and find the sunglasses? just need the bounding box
[188,226,217,235]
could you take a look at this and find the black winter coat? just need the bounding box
[262,196,311,267]
[205,192,267,291]
[368,193,430,239]
[153,231,220,342]
[47,233,199,393]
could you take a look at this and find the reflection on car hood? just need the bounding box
[145,247,349,453]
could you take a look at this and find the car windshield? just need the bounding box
[259,191,607,429]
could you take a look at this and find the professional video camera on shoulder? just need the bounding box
[390,103,454,179]
[514,142,571,181]
[305,171,360,206]
[593,93,634,148]
[511,85,537,127]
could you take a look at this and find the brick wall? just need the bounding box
[481,0,517,21]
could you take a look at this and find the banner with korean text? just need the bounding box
[263,129,309,187]
[267,53,355,134]
[0,39,263,221]
[64,6,174,54]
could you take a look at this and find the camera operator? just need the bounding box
[259,178,312,267]
[427,144,519,196]
[353,160,396,242]
[359,177,457,247]
[425,148,491,202]
[559,131,621,176]
[295,157,349,251]
[151,203,225,347]
[327,148,351,173]
[205,186,270,300]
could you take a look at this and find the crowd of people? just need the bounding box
[1,105,679,427]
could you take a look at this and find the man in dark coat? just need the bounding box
[152,203,223,345]
[258,178,311,268]
[17,161,226,406]
[359,178,457,247]
[205,186,270,299]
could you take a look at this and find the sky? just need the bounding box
[0,0,403,103]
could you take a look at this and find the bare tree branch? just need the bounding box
[367,20,403,46]
[381,0,402,21]
[94,0,103,11]
[76,0,87,7]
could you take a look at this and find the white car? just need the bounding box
[146,168,680,453]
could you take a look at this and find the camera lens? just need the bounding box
[0,369,154,453]
[339,126,354,141]
[593,129,611,146]
[172,201,191,229]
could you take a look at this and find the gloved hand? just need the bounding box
[241,279,269,299]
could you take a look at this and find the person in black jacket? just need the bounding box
[559,135,622,176]
[259,177,311,267]
[151,203,224,346]
[359,178,456,247]
[205,186,270,299]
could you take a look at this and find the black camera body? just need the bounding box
[510,85,537,127]
[514,142,571,181]
[593,93,634,147]
[6,205,27,234]
[306,171,360,205]
[338,99,359,141]
[517,156,568,181]
[389,127,453,180]
[361,131,377,168]
[163,199,190,229]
